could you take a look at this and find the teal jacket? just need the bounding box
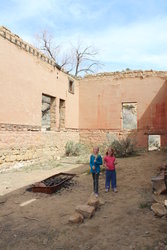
[90,154,103,173]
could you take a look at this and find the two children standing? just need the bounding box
[90,146,117,197]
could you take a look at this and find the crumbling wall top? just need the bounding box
[0,26,61,71]
[84,70,167,80]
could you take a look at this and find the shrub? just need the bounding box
[100,137,136,158]
[65,141,88,156]
[139,201,151,209]
[111,138,135,157]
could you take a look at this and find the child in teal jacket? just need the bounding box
[90,147,103,197]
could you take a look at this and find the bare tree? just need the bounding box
[35,30,59,61]
[35,30,71,70]
[35,31,101,76]
[71,42,101,77]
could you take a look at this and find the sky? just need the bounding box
[0,0,167,72]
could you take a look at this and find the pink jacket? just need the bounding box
[104,156,116,170]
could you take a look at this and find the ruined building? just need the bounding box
[0,26,167,165]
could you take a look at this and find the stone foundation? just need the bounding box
[79,129,167,150]
[0,129,79,166]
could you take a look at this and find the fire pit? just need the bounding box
[30,172,76,194]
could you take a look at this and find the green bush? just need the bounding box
[111,138,135,157]
[100,137,136,158]
[65,141,88,156]
[139,201,151,209]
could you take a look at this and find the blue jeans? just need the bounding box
[105,170,117,189]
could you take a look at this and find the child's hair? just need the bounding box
[93,146,99,153]
[106,147,114,156]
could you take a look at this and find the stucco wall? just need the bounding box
[79,73,167,149]
[0,27,79,166]
[0,33,79,129]
[1,26,167,166]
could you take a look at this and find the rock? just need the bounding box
[69,212,84,224]
[76,204,95,218]
[87,194,100,209]
[0,196,7,204]
[161,215,167,220]
[99,197,105,206]
[152,194,167,205]
[152,176,166,195]
[87,193,105,209]
[151,203,167,217]
[154,242,167,250]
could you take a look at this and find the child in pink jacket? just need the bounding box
[104,147,117,193]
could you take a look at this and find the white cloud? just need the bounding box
[57,16,167,70]
[102,17,167,69]
[1,0,167,71]
[23,15,167,71]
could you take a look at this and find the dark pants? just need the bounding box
[105,169,116,189]
[92,173,99,194]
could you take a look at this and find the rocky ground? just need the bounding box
[0,151,167,250]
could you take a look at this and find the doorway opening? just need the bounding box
[42,94,56,131]
[148,135,161,151]
[59,99,65,129]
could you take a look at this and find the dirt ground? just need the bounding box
[0,151,167,250]
[0,158,84,196]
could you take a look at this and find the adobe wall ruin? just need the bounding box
[1,25,167,166]
[0,26,79,166]
[79,72,167,150]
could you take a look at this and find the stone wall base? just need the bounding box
[1,128,167,167]
[79,129,167,150]
[0,129,79,166]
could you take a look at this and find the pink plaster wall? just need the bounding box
[79,75,167,148]
[0,36,79,129]
[1,27,167,154]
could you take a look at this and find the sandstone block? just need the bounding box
[151,203,167,217]
[5,156,11,162]
[16,155,22,161]
[87,194,105,208]
[165,200,167,207]
[13,150,19,155]
[152,194,167,205]
[69,212,84,224]
[99,197,105,206]
[10,155,17,162]
[87,194,100,209]
[75,204,95,218]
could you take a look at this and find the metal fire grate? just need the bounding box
[31,172,76,194]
